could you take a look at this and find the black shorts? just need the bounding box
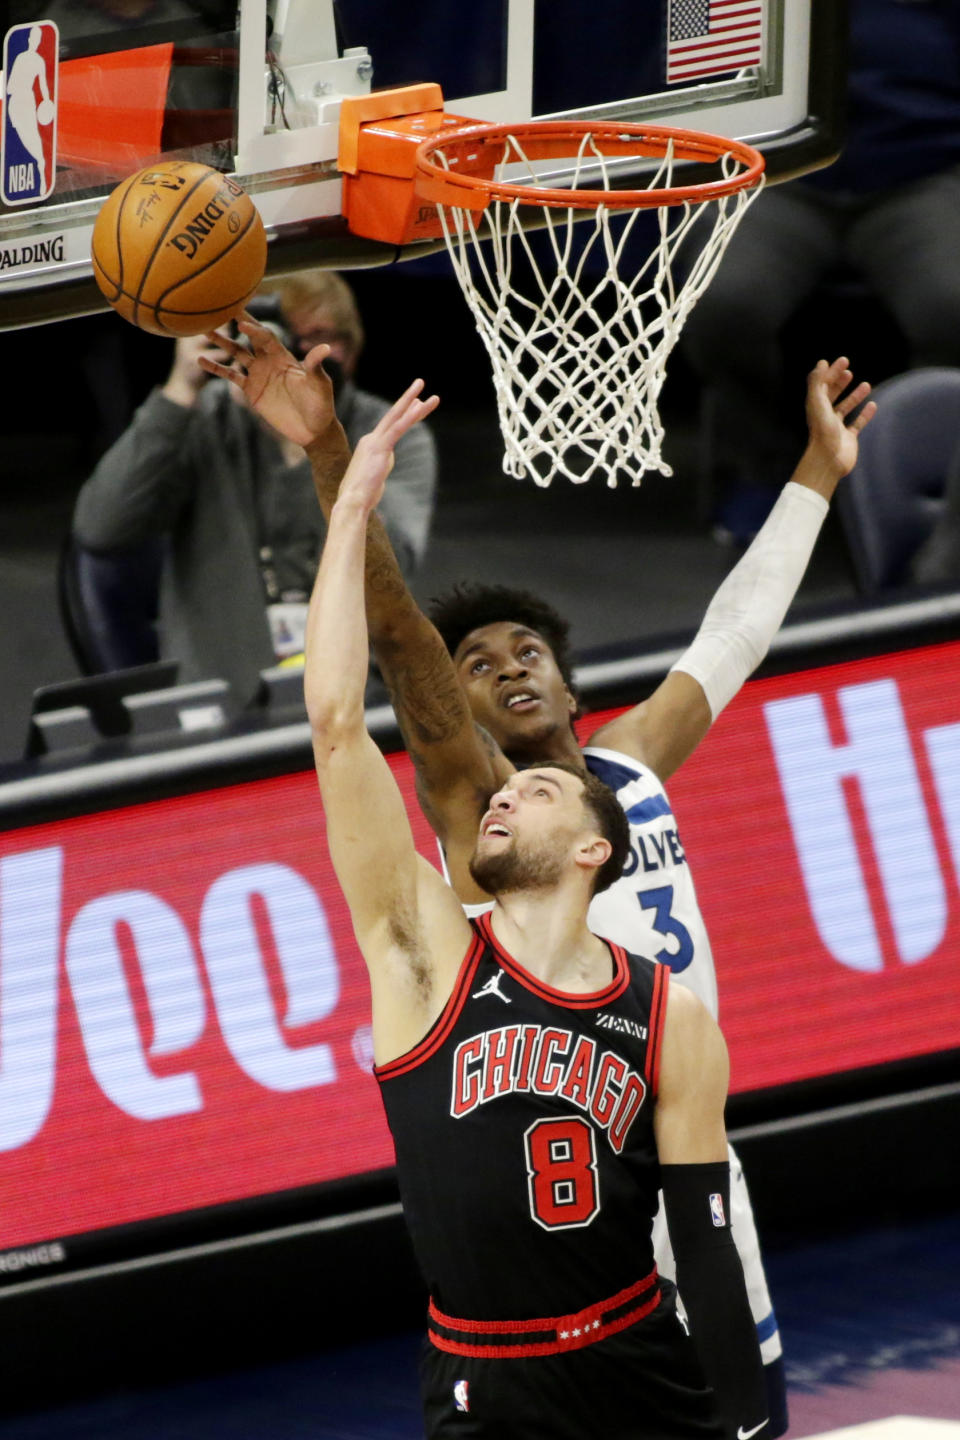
[419,1291,723,1440]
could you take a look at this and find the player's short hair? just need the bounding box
[528,759,630,895]
[259,269,364,358]
[428,584,579,700]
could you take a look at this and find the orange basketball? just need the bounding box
[91,160,267,337]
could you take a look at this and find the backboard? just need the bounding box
[0,0,845,329]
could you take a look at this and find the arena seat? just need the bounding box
[836,367,960,594]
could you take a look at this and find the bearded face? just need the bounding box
[468,829,568,896]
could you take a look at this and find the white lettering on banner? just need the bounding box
[764,678,947,972]
[0,847,62,1151]
[925,722,960,888]
[0,851,344,1152]
[66,891,205,1119]
[0,1241,66,1273]
[199,863,339,1090]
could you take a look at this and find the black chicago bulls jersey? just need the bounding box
[376,911,668,1324]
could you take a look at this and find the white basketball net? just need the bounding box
[432,131,764,487]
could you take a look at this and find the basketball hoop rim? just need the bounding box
[414,120,765,211]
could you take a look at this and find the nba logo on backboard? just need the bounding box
[709,1192,726,1228]
[453,1379,470,1412]
[2,20,58,206]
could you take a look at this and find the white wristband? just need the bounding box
[670,482,829,718]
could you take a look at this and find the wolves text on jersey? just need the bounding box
[620,825,686,880]
[450,1024,647,1154]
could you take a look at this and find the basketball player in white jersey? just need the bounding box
[201,324,876,1437]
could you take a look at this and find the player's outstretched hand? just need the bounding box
[339,380,440,515]
[197,314,336,447]
[805,356,877,479]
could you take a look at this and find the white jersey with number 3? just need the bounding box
[583,746,718,1019]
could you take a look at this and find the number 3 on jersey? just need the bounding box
[525,1116,600,1230]
[636,885,694,973]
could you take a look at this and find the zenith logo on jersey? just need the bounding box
[451,1025,647,1153]
[596,1013,647,1040]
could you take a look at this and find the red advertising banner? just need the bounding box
[1,638,958,1257]
[0,753,431,1255]
[643,637,960,1094]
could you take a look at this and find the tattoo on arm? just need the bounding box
[310,441,409,607]
[475,725,501,761]
[384,641,474,747]
[365,525,408,606]
[409,748,443,831]
[410,743,492,843]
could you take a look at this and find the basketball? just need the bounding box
[91,160,267,337]
[36,98,54,125]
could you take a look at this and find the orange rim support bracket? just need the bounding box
[338,84,488,246]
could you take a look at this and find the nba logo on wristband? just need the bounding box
[454,1380,470,1412]
[709,1193,726,1227]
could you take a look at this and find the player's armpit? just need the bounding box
[588,669,713,781]
[365,852,476,1065]
[313,725,472,1061]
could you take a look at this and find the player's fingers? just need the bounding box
[825,367,855,401]
[237,316,279,348]
[815,355,851,397]
[810,357,838,397]
[303,342,332,374]
[204,329,244,356]
[197,355,243,384]
[848,398,877,433]
[391,377,426,412]
[383,392,439,446]
[371,379,426,435]
[835,379,871,417]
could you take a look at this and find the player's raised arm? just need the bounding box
[203,316,510,879]
[303,380,472,1064]
[301,380,513,868]
[654,984,769,1440]
[591,356,877,781]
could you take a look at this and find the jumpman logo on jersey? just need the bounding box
[471,971,511,1003]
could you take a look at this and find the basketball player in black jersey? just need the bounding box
[301,381,769,1440]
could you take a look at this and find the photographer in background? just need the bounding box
[72,270,437,705]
